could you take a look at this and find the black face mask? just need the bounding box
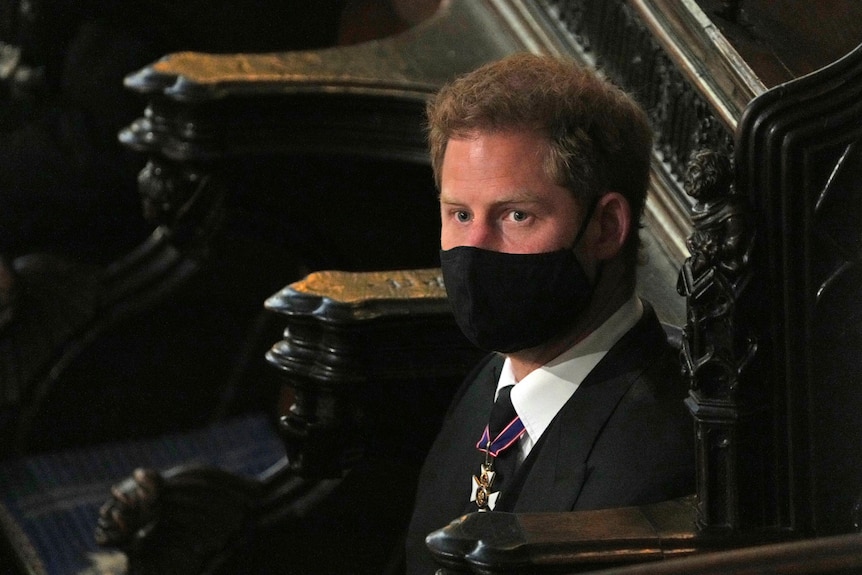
[440,245,595,353]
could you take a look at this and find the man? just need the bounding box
[406,53,694,573]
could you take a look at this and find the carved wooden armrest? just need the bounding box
[118,0,518,169]
[264,268,484,477]
[425,496,788,574]
[429,502,862,575]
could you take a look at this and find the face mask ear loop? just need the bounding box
[571,194,601,249]
[571,195,604,291]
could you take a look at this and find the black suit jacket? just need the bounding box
[405,304,695,574]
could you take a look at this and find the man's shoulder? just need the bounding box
[584,303,690,435]
[616,329,688,411]
[627,306,688,402]
[582,302,678,386]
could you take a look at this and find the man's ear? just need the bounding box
[591,191,631,260]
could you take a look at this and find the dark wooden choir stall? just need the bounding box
[1,0,861,574]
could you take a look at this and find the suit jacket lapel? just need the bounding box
[510,307,666,512]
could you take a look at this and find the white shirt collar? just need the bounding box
[496,296,644,457]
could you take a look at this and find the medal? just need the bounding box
[470,461,500,511]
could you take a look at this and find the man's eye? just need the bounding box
[509,210,528,222]
[455,211,471,222]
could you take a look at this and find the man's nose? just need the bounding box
[464,221,498,250]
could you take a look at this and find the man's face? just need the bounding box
[439,130,583,254]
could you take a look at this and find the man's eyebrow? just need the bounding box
[439,190,543,204]
[490,191,545,206]
[497,191,542,203]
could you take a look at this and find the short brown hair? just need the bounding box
[427,53,653,259]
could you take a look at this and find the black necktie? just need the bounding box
[488,385,517,443]
[487,385,519,488]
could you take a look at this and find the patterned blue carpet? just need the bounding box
[0,414,284,575]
